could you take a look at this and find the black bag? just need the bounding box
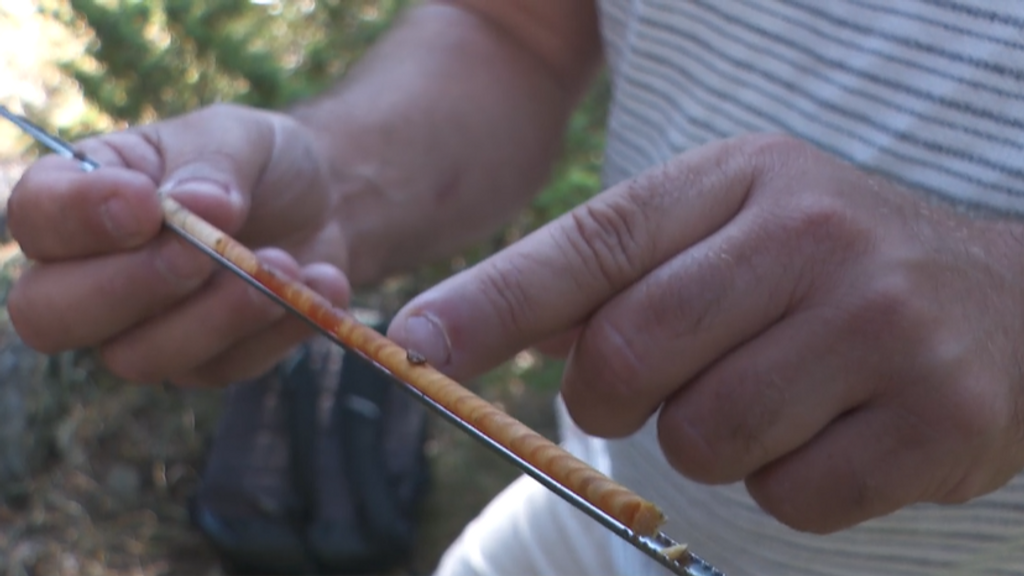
[192,320,429,575]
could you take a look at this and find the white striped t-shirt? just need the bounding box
[594,1,1024,575]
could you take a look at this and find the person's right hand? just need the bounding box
[6,104,351,386]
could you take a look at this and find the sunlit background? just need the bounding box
[0,1,91,202]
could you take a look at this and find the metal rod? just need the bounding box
[1,105,724,576]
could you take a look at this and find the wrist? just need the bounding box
[286,3,590,285]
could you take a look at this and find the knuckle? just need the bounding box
[781,213,868,301]
[660,375,782,485]
[100,345,159,384]
[747,470,843,534]
[844,270,925,339]
[775,197,870,262]
[659,387,770,481]
[581,317,650,404]
[165,103,271,170]
[935,473,987,505]
[724,384,783,472]
[654,252,734,336]
[729,132,812,176]
[629,160,680,210]
[562,197,647,290]
[659,414,728,484]
[788,199,849,240]
[477,255,533,336]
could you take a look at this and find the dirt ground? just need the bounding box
[0,314,562,576]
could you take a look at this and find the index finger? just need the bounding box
[8,155,164,260]
[389,136,767,379]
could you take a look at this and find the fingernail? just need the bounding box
[156,237,210,285]
[159,178,241,210]
[399,314,451,368]
[101,196,142,241]
[159,178,226,196]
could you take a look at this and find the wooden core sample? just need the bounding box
[160,195,667,536]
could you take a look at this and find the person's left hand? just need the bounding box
[387,134,1024,534]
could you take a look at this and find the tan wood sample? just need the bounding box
[161,195,667,537]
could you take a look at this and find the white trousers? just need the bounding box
[434,397,1024,576]
[433,401,667,576]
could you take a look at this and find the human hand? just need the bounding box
[7,104,351,385]
[388,134,1024,533]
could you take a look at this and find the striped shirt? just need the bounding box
[594,1,1024,575]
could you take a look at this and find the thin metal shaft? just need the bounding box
[0,107,99,172]
[0,105,724,576]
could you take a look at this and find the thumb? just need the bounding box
[386,201,643,380]
[144,104,281,235]
[387,139,755,380]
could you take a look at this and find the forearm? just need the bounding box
[289,2,601,286]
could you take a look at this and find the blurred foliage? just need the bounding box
[40,0,409,125]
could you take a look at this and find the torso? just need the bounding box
[595,2,1024,574]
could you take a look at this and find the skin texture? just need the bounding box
[8,0,1024,535]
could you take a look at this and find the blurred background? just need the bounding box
[0,1,609,575]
